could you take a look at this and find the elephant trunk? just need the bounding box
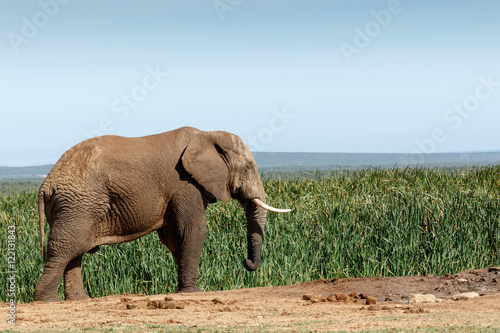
[243,201,267,271]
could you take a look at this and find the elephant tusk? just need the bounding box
[252,198,291,213]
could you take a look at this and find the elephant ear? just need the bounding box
[181,131,234,202]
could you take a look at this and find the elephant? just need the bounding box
[34,127,290,302]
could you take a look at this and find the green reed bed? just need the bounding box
[1,166,499,302]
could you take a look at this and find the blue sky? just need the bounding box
[1,0,499,166]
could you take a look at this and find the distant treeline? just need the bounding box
[0,179,43,197]
[2,152,500,179]
[0,165,52,178]
[0,165,487,197]
[253,152,500,170]
[259,166,482,181]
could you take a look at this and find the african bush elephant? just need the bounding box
[34,127,290,302]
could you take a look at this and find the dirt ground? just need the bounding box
[4,267,500,332]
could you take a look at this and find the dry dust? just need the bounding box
[3,267,500,332]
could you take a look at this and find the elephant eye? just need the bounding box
[243,164,252,175]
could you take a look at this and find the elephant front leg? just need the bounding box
[64,255,90,301]
[175,219,207,293]
[160,189,210,293]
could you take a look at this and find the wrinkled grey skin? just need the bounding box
[35,127,269,302]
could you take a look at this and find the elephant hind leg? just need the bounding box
[35,256,67,302]
[64,255,90,301]
[35,217,96,302]
[36,251,90,302]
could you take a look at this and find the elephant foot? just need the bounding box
[176,286,201,293]
[64,255,90,302]
[66,292,91,302]
[34,292,61,302]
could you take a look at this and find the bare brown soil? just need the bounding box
[4,267,500,332]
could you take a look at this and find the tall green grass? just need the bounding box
[1,167,499,302]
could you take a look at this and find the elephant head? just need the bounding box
[181,131,290,271]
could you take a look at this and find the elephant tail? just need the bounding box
[38,184,48,258]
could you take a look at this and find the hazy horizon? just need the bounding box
[3,150,500,168]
